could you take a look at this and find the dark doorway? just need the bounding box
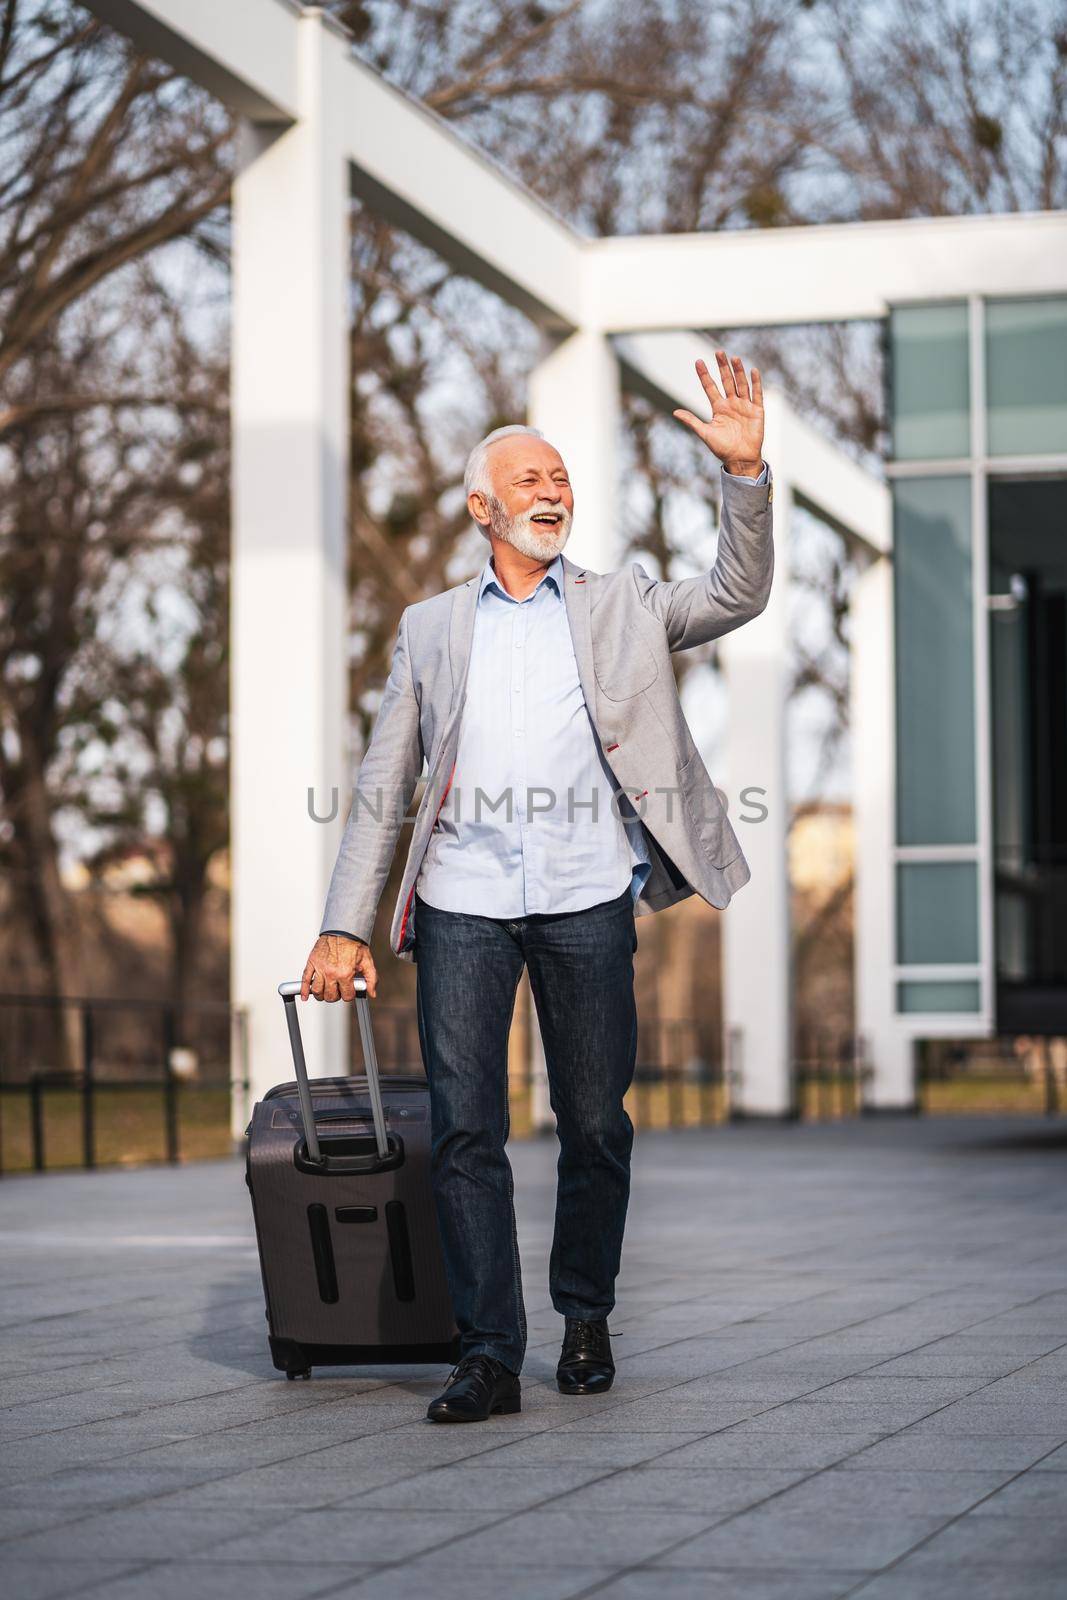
[989,476,1067,1033]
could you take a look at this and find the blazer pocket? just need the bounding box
[594,637,659,701]
[677,750,741,870]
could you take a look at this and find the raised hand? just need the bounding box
[673,350,765,475]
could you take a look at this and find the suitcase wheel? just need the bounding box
[286,1369,312,1381]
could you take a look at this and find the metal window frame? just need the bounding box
[889,291,1067,1033]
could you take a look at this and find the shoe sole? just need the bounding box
[427,1394,522,1423]
[557,1378,614,1395]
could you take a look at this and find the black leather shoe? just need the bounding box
[426,1354,521,1423]
[557,1317,615,1395]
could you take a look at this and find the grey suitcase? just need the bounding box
[245,979,459,1378]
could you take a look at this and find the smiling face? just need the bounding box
[469,435,574,561]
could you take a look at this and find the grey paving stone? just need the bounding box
[3,1508,279,1565]
[547,1399,762,1433]
[965,1469,1067,1516]
[545,1466,808,1516]
[763,1466,1013,1518]
[849,1576,1067,1600]
[483,1431,706,1466]
[348,1462,603,1512]
[3,1467,221,1511]
[650,1509,949,1571]
[0,1559,147,1600]
[420,1507,716,1569]
[836,1433,1066,1472]
[725,1404,909,1434]
[3,1117,1067,1594]
[654,1375,824,1403]
[809,1375,988,1404]
[664,1433,884,1471]
[895,1511,1067,1570]
[323,1562,615,1600]
[867,1352,1037,1378]
[902,1400,1067,1435]
[590,1571,868,1600]
[201,1507,499,1566]
[147,1461,419,1512]
[74,1560,377,1600]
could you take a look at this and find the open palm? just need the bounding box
[673,350,764,470]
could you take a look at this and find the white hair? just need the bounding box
[464,424,546,505]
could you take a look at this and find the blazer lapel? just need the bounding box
[447,575,479,707]
[561,553,596,712]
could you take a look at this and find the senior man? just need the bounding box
[301,350,773,1422]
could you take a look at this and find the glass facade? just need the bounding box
[897,981,981,1014]
[985,297,1067,457]
[893,476,975,846]
[889,303,970,460]
[888,293,1067,1027]
[897,862,979,965]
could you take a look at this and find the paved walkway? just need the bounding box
[2,1115,1067,1599]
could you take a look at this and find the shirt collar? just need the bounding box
[478,550,564,604]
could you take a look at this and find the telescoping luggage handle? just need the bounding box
[277,979,389,1164]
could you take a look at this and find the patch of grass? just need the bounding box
[919,1076,1059,1116]
[0,1087,239,1174]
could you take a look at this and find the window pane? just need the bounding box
[890,303,970,460]
[897,980,981,1013]
[894,476,976,845]
[897,861,979,964]
[986,297,1067,457]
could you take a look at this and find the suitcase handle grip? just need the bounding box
[277,980,389,1164]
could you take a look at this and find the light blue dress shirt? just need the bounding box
[415,550,652,918]
[409,461,767,925]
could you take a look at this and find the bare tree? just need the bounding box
[0,1,230,1049]
[3,0,1064,1052]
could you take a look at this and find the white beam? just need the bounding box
[528,330,622,573]
[230,12,350,1123]
[719,391,793,1117]
[85,0,585,331]
[590,212,1067,331]
[851,555,916,1109]
[523,329,623,1131]
[334,64,582,330]
[84,0,301,121]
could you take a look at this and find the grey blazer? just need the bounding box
[320,465,774,961]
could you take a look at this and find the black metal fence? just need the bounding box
[4,990,946,1175]
[0,993,249,1175]
[917,1036,1066,1116]
[794,1029,872,1120]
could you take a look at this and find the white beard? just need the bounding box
[487,495,572,561]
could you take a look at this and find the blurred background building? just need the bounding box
[0,0,1064,1171]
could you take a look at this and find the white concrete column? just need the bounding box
[851,553,916,1108]
[527,329,621,573]
[525,329,621,1128]
[719,393,792,1116]
[231,13,350,1127]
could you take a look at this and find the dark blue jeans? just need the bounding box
[414,886,638,1375]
